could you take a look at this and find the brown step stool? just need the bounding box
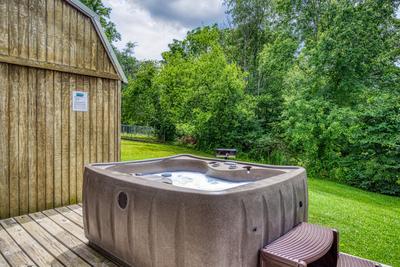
[260,222,338,267]
[337,253,382,267]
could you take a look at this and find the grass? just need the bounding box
[121,133,158,142]
[121,140,400,266]
[121,139,211,160]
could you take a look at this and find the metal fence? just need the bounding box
[121,125,156,140]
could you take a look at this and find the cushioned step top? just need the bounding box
[260,222,336,266]
[338,253,382,267]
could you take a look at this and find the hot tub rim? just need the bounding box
[84,154,306,196]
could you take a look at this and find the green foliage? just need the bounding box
[121,1,400,195]
[225,0,399,194]
[344,93,400,195]
[257,33,298,127]
[277,0,400,194]
[122,61,157,125]
[115,42,139,78]
[154,28,257,147]
[223,0,274,93]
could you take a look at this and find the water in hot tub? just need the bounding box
[143,171,251,191]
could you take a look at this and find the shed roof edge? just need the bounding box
[66,0,128,83]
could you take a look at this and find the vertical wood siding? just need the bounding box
[0,0,118,77]
[0,63,121,218]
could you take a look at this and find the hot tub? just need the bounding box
[83,155,308,267]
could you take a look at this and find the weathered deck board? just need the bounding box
[14,215,89,266]
[68,204,83,216]
[0,252,9,266]
[0,205,116,266]
[0,218,63,266]
[0,223,35,266]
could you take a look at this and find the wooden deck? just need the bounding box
[0,205,391,267]
[0,204,117,266]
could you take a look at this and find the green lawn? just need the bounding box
[121,139,212,160]
[121,140,400,266]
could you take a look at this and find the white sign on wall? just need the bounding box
[72,91,88,112]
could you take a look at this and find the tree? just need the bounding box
[224,0,275,94]
[115,42,139,79]
[282,0,400,194]
[122,61,158,125]
[257,32,298,128]
[154,27,257,147]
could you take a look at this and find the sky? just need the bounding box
[103,1,400,61]
[103,0,228,60]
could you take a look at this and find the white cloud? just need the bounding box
[103,0,226,60]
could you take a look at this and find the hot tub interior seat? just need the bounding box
[141,171,252,191]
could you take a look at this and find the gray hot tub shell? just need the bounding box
[83,155,308,267]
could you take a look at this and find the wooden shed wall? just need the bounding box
[0,63,121,219]
[0,0,119,81]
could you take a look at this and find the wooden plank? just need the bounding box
[96,78,103,162]
[43,209,86,242]
[117,81,121,161]
[89,77,97,163]
[110,60,117,75]
[55,207,83,228]
[18,67,29,215]
[76,12,84,69]
[45,70,54,209]
[83,80,91,156]
[62,0,70,66]
[90,21,97,70]
[76,76,84,203]
[80,77,91,201]
[46,0,55,63]
[37,69,46,211]
[0,0,9,55]
[69,8,77,67]
[0,218,63,266]
[15,215,90,266]
[28,68,38,213]
[0,64,9,218]
[0,63,9,219]
[8,0,18,57]
[28,0,38,60]
[18,0,29,58]
[0,223,34,266]
[37,0,46,61]
[116,81,120,160]
[0,251,9,266]
[84,17,91,70]
[115,81,121,161]
[30,212,116,266]
[61,73,70,206]
[69,75,77,203]
[0,54,121,80]
[109,81,115,162]
[54,0,63,64]
[103,49,110,74]
[9,65,19,217]
[54,72,62,207]
[97,41,104,72]
[103,79,110,162]
[67,204,83,217]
